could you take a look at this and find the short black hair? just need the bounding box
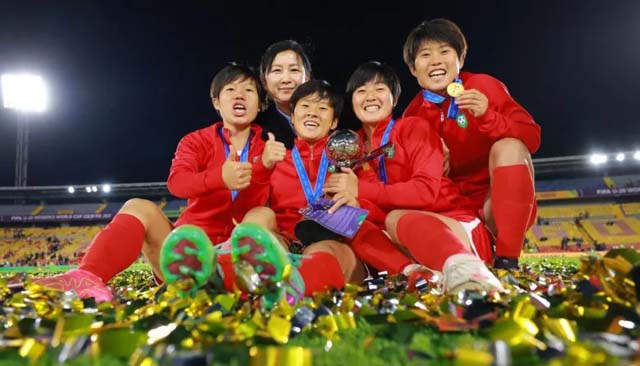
[346,61,401,103]
[403,18,467,68]
[259,40,312,85]
[290,80,343,117]
[209,63,263,100]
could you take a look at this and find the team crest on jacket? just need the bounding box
[456,113,468,128]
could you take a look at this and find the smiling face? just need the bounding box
[212,77,260,128]
[291,93,338,143]
[351,78,395,125]
[264,50,310,108]
[410,40,465,95]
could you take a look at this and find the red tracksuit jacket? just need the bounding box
[168,122,268,243]
[261,136,331,240]
[357,116,472,221]
[249,135,384,241]
[403,71,541,210]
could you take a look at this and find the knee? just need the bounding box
[489,138,531,167]
[242,206,276,227]
[385,210,408,241]
[303,241,332,257]
[120,198,163,226]
[249,206,276,219]
[385,210,404,232]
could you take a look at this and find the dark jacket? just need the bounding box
[255,104,296,149]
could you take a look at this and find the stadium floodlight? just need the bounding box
[102,184,111,193]
[85,186,92,193]
[91,185,98,193]
[1,73,48,187]
[1,74,47,112]
[67,186,75,194]
[589,153,608,165]
[615,153,625,162]
[635,151,640,161]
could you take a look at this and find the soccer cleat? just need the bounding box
[403,263,440,291]
[442,253,505,293]
[33,268,113,302]
[159,224,216,297]
[493,256,520,270]
[230,222,305,310]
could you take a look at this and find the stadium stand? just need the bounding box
[526,200,640,252]
[0,225,102,266]
[163,199,186,219]
[535,177,608,192]
[622,203,640,217]
[39,202,104,216]
[1,167,639,265]
[612,174,640,188]
[0,204,41,216]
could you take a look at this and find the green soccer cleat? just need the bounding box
[159,225,216,297]
[230,222,305,310]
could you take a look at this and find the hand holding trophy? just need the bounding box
[325,129,394,172]
[295,129,379,248]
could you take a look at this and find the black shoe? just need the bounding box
[294,219,341,247]
[493,256,519,270]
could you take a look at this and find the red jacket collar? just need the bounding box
[372,115,394,140]
[214,122,262,146]
[358,115,393,149]
[293,135,329,156]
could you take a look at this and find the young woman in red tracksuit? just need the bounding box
[35,64,268,301]
[402,19,541,269]
[230,80,366,301]
[324,61,503,293]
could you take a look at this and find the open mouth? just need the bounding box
[232,103,247,116]
[303,120,320,129]
[428,69,446,79]
[363,105,381,112]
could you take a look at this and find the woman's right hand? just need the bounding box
[262,132,286,169]
[222,145,253,190]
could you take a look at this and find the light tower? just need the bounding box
[1,73,48,187]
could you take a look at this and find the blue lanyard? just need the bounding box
[422,77,462,120]
[274,103,295,134]
[292,146,329,205]
[218,126,251,201]
[377,119,395,184]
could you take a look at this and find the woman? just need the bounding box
[34,64,268,301]
[325,61,503,293]
[256,40,312,149]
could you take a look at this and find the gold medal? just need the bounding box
[447,82,464,98]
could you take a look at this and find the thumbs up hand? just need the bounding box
[262,132,286,169]
[222,144,253,190]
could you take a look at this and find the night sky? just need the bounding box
[1,1,638,187]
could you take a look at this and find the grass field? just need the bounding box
[0,252,633,366]
[0,253,585,274]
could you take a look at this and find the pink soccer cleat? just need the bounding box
[33,268,114,302]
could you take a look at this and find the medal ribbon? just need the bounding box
[421,77,462,120]
[292,145,329,205]
[377,118,396,184]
